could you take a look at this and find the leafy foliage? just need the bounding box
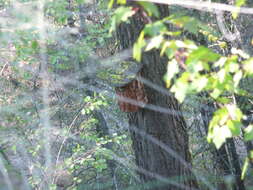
[110,0,253,179]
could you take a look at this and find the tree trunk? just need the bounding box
[117,4,197,190]
[200,101,245,190]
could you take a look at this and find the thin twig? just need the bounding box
[130,0,253,15]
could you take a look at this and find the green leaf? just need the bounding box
[191,75,208,92]
[227,120,241,136]
[232,7,240,19]
[110,7,135,32]
[186,46,220,65]
[244,125,253,141]
[217,107,229,125]
[216,97,231,104]
[183,18,198,34]
[133,31,146,61]
[208,107,232,148]
[138,2,160,18]
[226,104,243,121]
[231,48,249,59]
[115,6,135,22]
[163,46,174,59]
[171,81,188,103]
[187,61,205,73]
[167,16,190,28]
[171,72,190,103]
[165,16,205,34]
[241,157,249,180]
[143,21,167,36]
[117,0,126,4]
[210,88,222,99]
[31,40,39,50]
[243,58,253,75]
[108,0,114,9]
[145,35,163,51]
[236,0,246,7]
[228,62,240,73]
[160,41,170,56]
[214,57,227,68]
[164,59,179,87]
[212,125,232,149]
[217,69,227,83]
[233,70,242,87]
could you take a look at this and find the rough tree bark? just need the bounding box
[200,102,245,190]
[117,4,197,190]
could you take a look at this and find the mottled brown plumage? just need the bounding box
[115,79,148,112]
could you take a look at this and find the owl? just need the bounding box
[115,79,148,112]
